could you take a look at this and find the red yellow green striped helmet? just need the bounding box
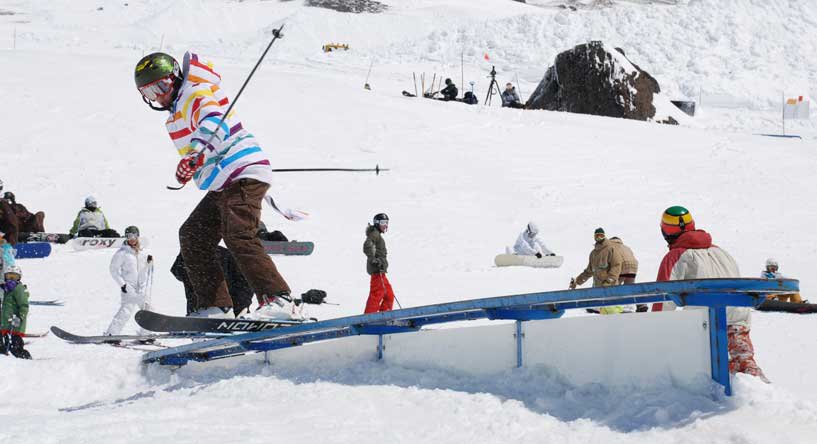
[661,206,694,241]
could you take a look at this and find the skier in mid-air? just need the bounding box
[134,51,318,320]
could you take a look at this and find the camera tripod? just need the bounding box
[484,66,502,106]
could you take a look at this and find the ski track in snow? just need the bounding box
[1,1,817,443]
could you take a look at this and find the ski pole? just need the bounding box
[167,24,286,191]
[413,72,418,97]
[364,59,374,90]
[270,165,389,175]
[393,294,403,310]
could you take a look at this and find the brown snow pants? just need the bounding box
[179,179,290,310]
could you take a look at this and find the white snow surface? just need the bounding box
[2,0,817,442]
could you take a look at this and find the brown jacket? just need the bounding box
[575,238,623,287]
[609,238,638,275]
[363,225,388,275]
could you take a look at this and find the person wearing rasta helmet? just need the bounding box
[363,213,396,313]
[1,265,31,359]
[653,206,767,381]
[569,228,624,314]
[105,226,153,337]
[135,51,312,320]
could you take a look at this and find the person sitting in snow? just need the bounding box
[0,179,19,245]
[761,258,802,303]
[439,78,458,101]
[0,265,31,359]
[501,82,523,109]
[3,191,46,234]
[512,222,555,258]
[69,196,120,238]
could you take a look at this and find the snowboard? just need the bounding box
[49,326,215,344]
[757,299,817,314]
[20,232,71,244]
[13,242,51,259]
[494,254,564,268]
[135,310,305,333]
[70,237,126,251]
[262,241,315,256]
[30,299,64,306]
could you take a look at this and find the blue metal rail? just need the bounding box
[144,278,798,393]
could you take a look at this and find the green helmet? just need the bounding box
[124,225,140,238]
[134,52,180,89]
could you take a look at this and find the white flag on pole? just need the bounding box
[783,95,810,120]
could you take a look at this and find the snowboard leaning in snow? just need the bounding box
[20,232,71,244]
[135,310,305,333]
[262,241,314,256]
[13,242,52,259]
[494,254,564,268]
[757,299,817,314]
[49,326,216,344]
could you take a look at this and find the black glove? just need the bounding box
[301,289,328,305]
[121,284,127,293]
[147,254,153,262]
[547,253,556,256]
[535,252,543,259]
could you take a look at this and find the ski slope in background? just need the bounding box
[1,1,816,443]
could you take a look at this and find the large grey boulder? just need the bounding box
[526,41,679,124]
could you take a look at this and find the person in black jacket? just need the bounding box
[171,246,253,317]
[440,78,458,101]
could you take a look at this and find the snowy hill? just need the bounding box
[1,1,817,443]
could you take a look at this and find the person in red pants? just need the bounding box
[363,213,395,314]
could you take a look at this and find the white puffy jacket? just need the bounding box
[513,230,554,256]
[655,230,750,327]
[109,244,150,297]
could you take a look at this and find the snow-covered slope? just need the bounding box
[1,1,816,443]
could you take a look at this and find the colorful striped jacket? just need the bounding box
[166,52,274,191]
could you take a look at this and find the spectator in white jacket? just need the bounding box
[104,226,152,338]
[512,222,555,258]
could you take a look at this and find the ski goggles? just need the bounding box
[125,232,139,240]
[374,220,389,226]
[138,76,175,101]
